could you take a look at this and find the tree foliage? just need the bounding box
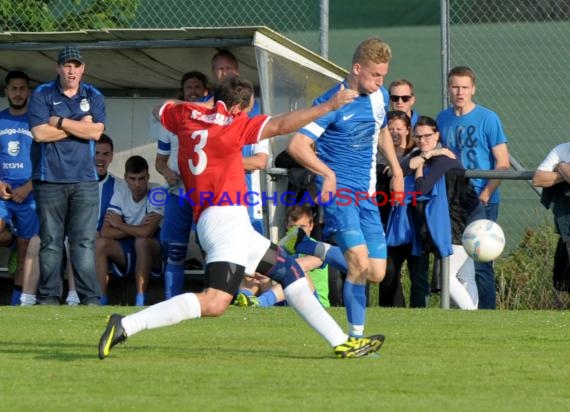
[0,0,138,32]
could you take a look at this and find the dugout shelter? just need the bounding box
[0,27,346,276]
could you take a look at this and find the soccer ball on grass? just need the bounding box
[461,219,505,263]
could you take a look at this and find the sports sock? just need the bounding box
[100,295,109,306]
[296,239,348,272]
[164,243,187,299]
[343,281,366,338]
[257,290,278,307]
[284,277,347,347]
[10,287,22,306]
[135,293,147,307]
[122,292,201,337]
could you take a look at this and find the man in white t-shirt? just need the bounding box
[533,142,570,292]
[95,155,164,306]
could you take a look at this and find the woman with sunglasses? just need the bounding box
[403,115,485,309]
[377,110,429,308]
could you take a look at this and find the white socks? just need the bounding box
[122,293,202,337]
[284,277,347,347]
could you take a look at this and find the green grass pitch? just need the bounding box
[0,306,568,411]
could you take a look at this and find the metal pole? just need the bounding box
[439,1,452,309]
[319,0,329,59]
[440,256,450,309]
[440,0,450,110]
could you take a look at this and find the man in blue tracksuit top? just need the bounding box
[29,45,106,305]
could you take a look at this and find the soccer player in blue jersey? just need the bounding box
[0,71,40,305]
[29,45,105,305]
[155,71,209,300]
[436,66,510,309]
[288,38,403,339]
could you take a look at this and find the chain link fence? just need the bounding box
[445,0,570,247]
[0,0,321,52]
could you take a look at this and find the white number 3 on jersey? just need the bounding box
[188,129,208,175]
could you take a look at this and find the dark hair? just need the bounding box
[387,110,415,152]
[211,49,238,68]
[286,205,314,224]
[213,76,253,109]
[5,70,30,86]
[414,115,439,133]
[125,155,148,174]
[180,71,208,90]
[97,133,114,151]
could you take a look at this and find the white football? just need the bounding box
[462,219,505,263]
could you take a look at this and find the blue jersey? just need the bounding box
[436,105,508,203]
[300,81,387,194]
[28,77,105,183]
[98,173,125,231]
[0,109,33,190]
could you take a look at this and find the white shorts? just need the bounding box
[197,206,271,275]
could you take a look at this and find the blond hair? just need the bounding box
[352,38,392,65]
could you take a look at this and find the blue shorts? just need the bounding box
[109,237,164,278]
[0,199,39,239]
[160,193,194,244]
[323,195,387,259]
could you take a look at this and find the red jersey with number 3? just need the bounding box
[160,101,270,220]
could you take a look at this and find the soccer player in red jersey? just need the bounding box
[99,77,385,359]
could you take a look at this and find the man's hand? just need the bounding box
[326,84,358,111]
[390,173,404,194]
[163,168,180,187]
[0,182,11,200]
[319,173,337,203]
[10,185,32,204]
[104,211,124,228]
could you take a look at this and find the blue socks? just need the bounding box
[135,293,147,307]
[343,281,366,338]
[11,288,22,306]
[164,243,187,299]
[258,290,278,307]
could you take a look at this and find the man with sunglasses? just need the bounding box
[389,79,419,127]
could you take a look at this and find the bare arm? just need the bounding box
[32,115,103,142]
[479,143,510,205]
[533,162,570,187]
[295,255,324,272]
[288,133,336,202]
[101,212,162,239]
[532,170,563,187]
[260,86,358,140]
[155,153,180,187]
[243,153,268,171]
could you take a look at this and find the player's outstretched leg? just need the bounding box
[98,292,203,359]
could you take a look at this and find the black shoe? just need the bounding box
[98,314,127,359]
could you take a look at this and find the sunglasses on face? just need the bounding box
[390,95,412,103]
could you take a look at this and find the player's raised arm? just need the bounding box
[260,85,357,140]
